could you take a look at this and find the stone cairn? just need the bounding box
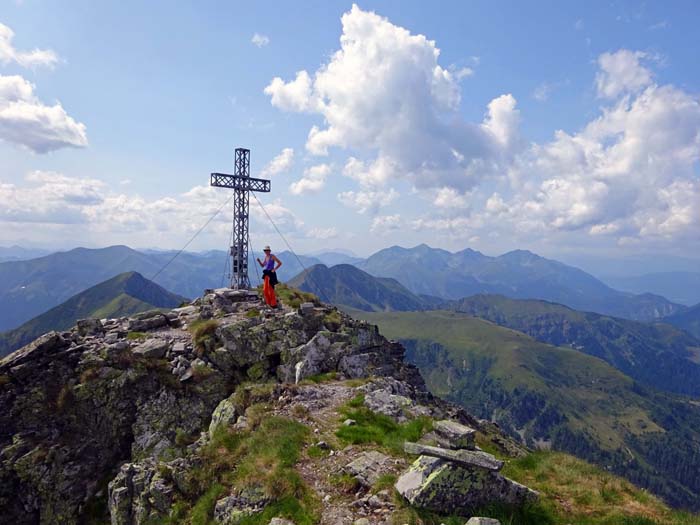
[395,419,537,515]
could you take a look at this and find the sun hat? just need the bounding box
[264,246,271,251]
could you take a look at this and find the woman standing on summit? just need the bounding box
[257,246,282,307]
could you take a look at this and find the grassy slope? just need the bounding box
[500,449,700,525]
[446,294,700,397]
[352,309,700,511]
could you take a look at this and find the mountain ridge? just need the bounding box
[0,271,186,357]
[445,293,700,397]
[287,263,439,311]
[356,244,684,321]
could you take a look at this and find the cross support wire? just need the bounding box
[210,148,271,289]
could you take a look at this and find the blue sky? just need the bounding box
[1,0,699,259]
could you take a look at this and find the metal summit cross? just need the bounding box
[210,148,271,289]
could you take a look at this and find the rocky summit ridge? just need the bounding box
[0,286,536,524]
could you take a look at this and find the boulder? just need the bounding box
[214,487,269,524]
[108,461,175,525]
[209,395,238,434]
[344,450,392,487]
[127,311,169,332]
[132,338,169,359]
[404,442,503,471]
[466,519,502,525]
[395,455,537,514]
[363,388,413,420]
[299,302,315,316]
[76,318,104,337]
[0,331,70,368]
[434,419,476,450]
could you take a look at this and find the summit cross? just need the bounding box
[210,148,271,289]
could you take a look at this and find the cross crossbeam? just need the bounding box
[210,148,271,289]
[210,173,271,192]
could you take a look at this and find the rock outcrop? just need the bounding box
[0,286,534,524]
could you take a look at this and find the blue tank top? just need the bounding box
[264,255,275,271]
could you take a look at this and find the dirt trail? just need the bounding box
[275,381,408,525]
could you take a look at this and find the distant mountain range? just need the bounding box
[0,245,317,331]
[0,245,50,263]
[310,251,364,267]
[356,244,683,321]
[355,309,700,511]
[601,272,700,306]
[0,242,691,332]
[0,272,186,357]
[445,294,700,397]
[287,264,439,311]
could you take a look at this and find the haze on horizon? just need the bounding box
[1,1,699,262]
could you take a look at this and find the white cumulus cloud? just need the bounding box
[251,33,270,48]
[0,75,88,153]
[260,147,294,177]
[0,22,58,69]
[370,214,402,235]
[595,49,654,99]
[338,187,399,215]
[289,163,331,195]
[265,4,518,194]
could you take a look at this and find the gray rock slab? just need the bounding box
[269,519,295,525]
[344,450,392,487]
[466,518,502,525]
[395,455,537,515]
[0,331,70,368]
[434,419,476,449]
[133,339,169,359]
[76,318,104,337]
[299,302,315,315]
[404,442,503,472]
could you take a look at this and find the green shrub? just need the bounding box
[246,308,260,318]
[126,331,148,340]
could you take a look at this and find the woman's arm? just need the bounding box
[273,255,283,271]
[256,257,264,267]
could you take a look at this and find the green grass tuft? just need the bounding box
[190,483,225,525]
[189,319,219,354]
[126,331,148,340]
[185,415,318,525]
[273,284,318,309]
[245,308,260,318]
[335,396,432,455]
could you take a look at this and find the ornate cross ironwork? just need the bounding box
[211,148,271,289]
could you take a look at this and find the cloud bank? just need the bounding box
[264,5,700,250]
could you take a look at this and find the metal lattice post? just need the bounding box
[211,148,271,289]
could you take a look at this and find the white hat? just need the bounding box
[263,245,271,251]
